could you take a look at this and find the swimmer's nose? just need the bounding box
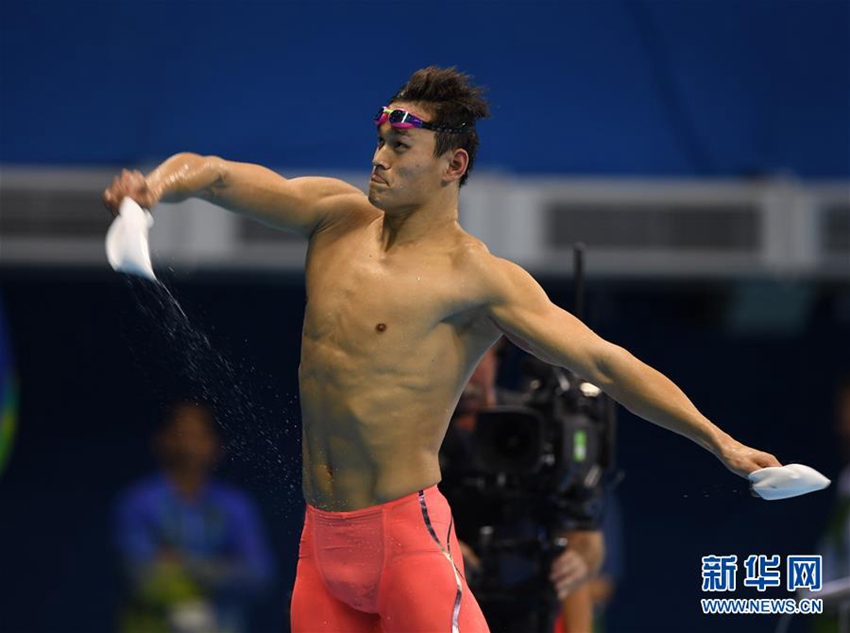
[372,143,392,169]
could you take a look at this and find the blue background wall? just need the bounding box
[1,0,848,177]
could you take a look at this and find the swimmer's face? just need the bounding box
[369,102,465,211]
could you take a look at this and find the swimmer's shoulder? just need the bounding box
[312,181,381,235]
[451,233,509,295]
[450,231,490,262]
[448,236,510,340]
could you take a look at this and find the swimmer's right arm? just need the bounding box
[103,153,364,238]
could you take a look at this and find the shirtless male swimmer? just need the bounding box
[103,67,782,633]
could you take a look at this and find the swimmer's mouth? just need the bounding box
[370,173,387,185]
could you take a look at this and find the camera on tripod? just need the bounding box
[475,358,616,529]
[440,354,618,633]
[473,357,616,530]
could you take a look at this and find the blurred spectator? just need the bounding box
[440,341,604,633]
[814,376,850,633]
[0,293,17,478]
[818,377,850,581]
[570,491,625,633]
[114,400,274,633]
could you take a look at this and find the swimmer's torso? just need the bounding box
[299,203,500,511]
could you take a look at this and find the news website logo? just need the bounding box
[699,554,823,616]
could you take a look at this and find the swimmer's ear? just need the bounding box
[443,148,469,185]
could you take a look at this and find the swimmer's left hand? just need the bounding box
[717,438,782,478]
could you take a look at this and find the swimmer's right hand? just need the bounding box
[715,437,782,479]
[103,169,159,216]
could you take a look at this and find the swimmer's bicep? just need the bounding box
[205,161,363,236]
[482,257,609,383]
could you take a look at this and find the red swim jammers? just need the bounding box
[290,484,489,632]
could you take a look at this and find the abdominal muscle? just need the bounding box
[298,321,494,511]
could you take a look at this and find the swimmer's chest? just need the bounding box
[304,230,475,340]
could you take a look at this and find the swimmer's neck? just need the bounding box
[379,202,460,252]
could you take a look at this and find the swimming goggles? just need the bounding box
[373,106,470,133]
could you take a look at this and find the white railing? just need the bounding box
[1,167,847,279]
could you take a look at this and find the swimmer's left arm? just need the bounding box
[479,254,781,477]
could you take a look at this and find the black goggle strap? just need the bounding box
[375,107,472,134]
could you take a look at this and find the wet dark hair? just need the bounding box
[389,66,490,186]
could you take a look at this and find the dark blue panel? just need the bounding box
[1,0,847,176]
